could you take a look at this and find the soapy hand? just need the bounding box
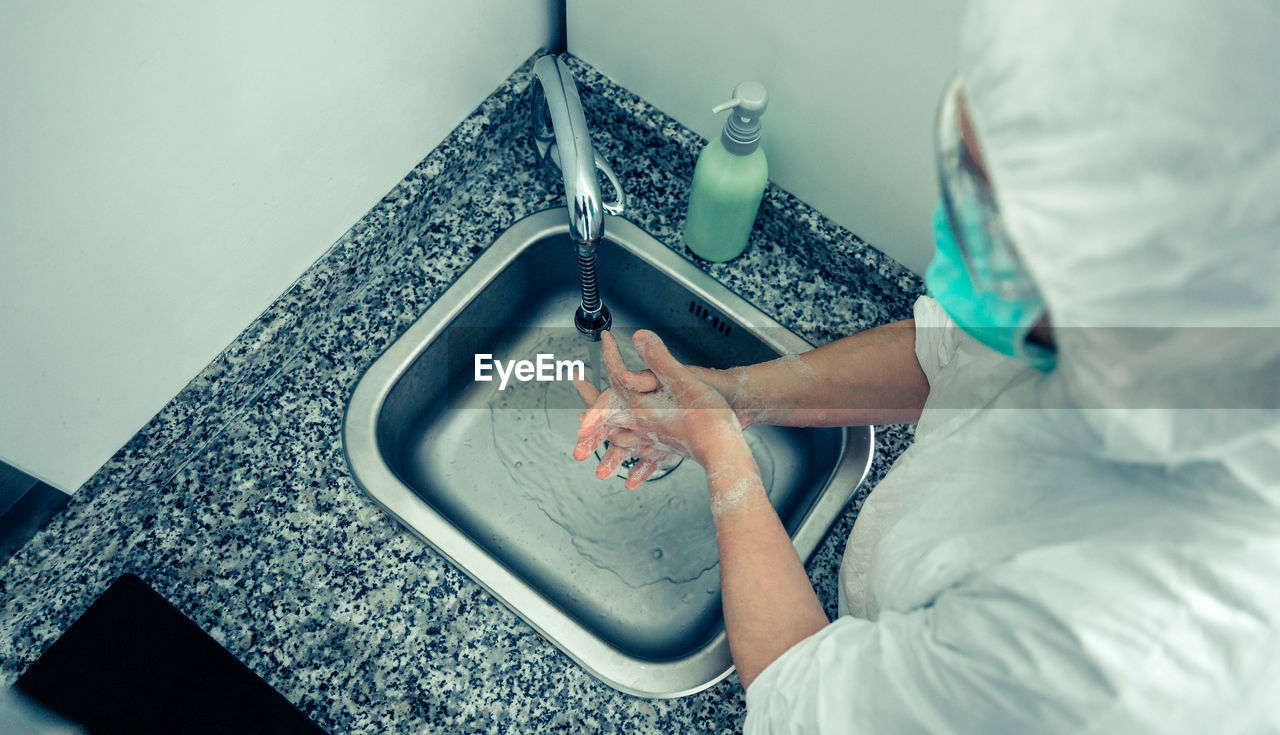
[572,330,745,489]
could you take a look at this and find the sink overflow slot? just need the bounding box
[688,300,732,336]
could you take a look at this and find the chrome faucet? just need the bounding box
[530,54,626,339]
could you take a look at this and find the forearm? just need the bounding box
[694,319,930,427]
[700,438,829,690]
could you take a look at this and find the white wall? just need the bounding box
[568,0,964,275]
[0,1,555,493]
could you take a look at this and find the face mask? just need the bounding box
[926,201,1057,371]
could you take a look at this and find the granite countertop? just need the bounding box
[0,54,923,733]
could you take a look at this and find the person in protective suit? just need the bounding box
[572,1,1280,731]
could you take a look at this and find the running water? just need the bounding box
[488,329,776,588]
[586,337,606,393]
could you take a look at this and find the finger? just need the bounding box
[599,331,636,394]
[574,421,611,461]
[577,387,624,439]
[575,396,639,458]
[615,367,661,394]
[576,403,606,440]
[632,444,672,460]
[632,330,699,390]
[595,444,630,480]
[596,330,662,393]
[624,457,661,490]
[572,378,600,407]
[600,426,643,448]
[576,396,622,458]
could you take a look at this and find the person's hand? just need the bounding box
[572,330,746,489]
[577,361,760,432]
[571,382,673,487]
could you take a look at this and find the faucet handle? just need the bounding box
[593,152,626,216]
[533,142,627,217]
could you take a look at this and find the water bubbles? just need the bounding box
[651,548,663,560]
[514,461,524,469]
[706,587,716,595]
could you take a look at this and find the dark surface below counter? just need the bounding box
[17,574,325,734]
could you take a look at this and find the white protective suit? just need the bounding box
[745,1,1280,733]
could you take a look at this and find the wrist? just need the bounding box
[690,366,756,429]
[699,437,765,515]
[692,423,752,467]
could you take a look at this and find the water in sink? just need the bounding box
[485,328,775,588]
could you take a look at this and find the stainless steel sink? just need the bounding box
[343,208,873,697]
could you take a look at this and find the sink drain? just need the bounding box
[595,440,684,482]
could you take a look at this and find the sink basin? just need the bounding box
[343,208,873,697]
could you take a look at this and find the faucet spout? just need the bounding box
[530,55,627,340]
[532,55,605,245]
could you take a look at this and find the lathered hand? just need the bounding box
[572,330,745,489]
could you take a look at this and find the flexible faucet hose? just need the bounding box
[578,248,601,315]
[573,242,611,339]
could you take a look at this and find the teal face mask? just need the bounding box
[926,201,1057,371]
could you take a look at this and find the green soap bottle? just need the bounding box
[684,81,769,262]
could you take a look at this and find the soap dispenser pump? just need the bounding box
[683,81,769,262]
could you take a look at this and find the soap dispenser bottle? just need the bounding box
[683,81,769,262]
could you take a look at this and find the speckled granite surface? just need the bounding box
[0,54,923,733]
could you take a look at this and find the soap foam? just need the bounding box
[776,353,816,379]
[708,475,763,517]
[724,353,817,426]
